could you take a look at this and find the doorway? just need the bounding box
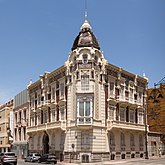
[42,131,49,154]
[82,154,89,163]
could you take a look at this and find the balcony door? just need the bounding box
[77,96,93,124]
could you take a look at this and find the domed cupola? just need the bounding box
[71,18,100,51]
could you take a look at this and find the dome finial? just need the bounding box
[81,0,91,31]
[84,0,88,21]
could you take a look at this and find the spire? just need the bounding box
[80,0,91,31]
[85,0,88,21]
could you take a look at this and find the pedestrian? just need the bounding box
[158,147,161,157]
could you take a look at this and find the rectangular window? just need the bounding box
[130,110,134,123]
[60,106,65,120]
[51,107,56,122]
[110,82,114,96]
[38,94,41,106]
[79,101,90,117]
[138,110,144,124]
[81,75,89,91]
[43,111,47,123]
[109,105,115,120]
[15,113,17,124]
[60,83,64,99]
[52,87,55,100]
[23,110,26,122]
[79,102,84,116]
[23,127,26,140]
[81,132,89,145]
[31,97,35,108]
[120,108,125,121]
[120,85,124,97]
[37,112,41,125]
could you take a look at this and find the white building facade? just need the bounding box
[27,18,148,163]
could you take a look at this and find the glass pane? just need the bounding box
[79,102,84,116]
[81,75,89,90]
[85,101,90,116]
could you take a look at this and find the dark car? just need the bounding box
[0,152,17,165]
[38,154,57,164]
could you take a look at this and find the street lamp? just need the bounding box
[144,103,149,159]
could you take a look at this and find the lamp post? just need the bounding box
[144,103,149,159]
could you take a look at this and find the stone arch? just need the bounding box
[42,131,49,154]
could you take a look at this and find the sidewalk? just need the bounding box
[58,155,165,165]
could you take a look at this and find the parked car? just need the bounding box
[38,154,57,164]
[24,153,41,162]
[0,152,17,165]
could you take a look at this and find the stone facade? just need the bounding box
[12,89,29,159]
[0,100,13,152]
[26,19,148,163]
[147,84,165,156]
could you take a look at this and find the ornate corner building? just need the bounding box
[27,18,148,163]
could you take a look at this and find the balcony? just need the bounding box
[77,117,92,126]
[76,85,94,93]
[107,94,143,106]
[36,100,51,109]
[107,120,145,131]
[27,121,66,133]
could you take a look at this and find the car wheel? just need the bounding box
[30,159,33,162]
[38,159,41,163]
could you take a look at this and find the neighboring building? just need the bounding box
[12,89,29,159]
[147,82,165,156]
[0,100,13,152]
[27,18,148,163]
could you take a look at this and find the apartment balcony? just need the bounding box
[77,117,93,127]
[107,94,143,106]
[107,120,145,131]
[76,85,94,93]
[27,121,66,133]
[33,100,51,110]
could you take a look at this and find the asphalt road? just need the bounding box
[16,157,165,165]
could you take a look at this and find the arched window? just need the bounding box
[120,132,125,146]
[82,54,88,64]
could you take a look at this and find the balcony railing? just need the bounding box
[77,117,92,125]
[108,94,143,106]
[27,121,66,133]
[107,120,145,131]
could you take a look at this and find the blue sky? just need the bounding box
[0,0,164,104]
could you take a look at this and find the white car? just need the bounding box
[25,153,41,162]
[0,152,17,165]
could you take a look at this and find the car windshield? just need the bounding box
[35,154,41,156]
[48,155,56,158]
[5,153,15,156]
